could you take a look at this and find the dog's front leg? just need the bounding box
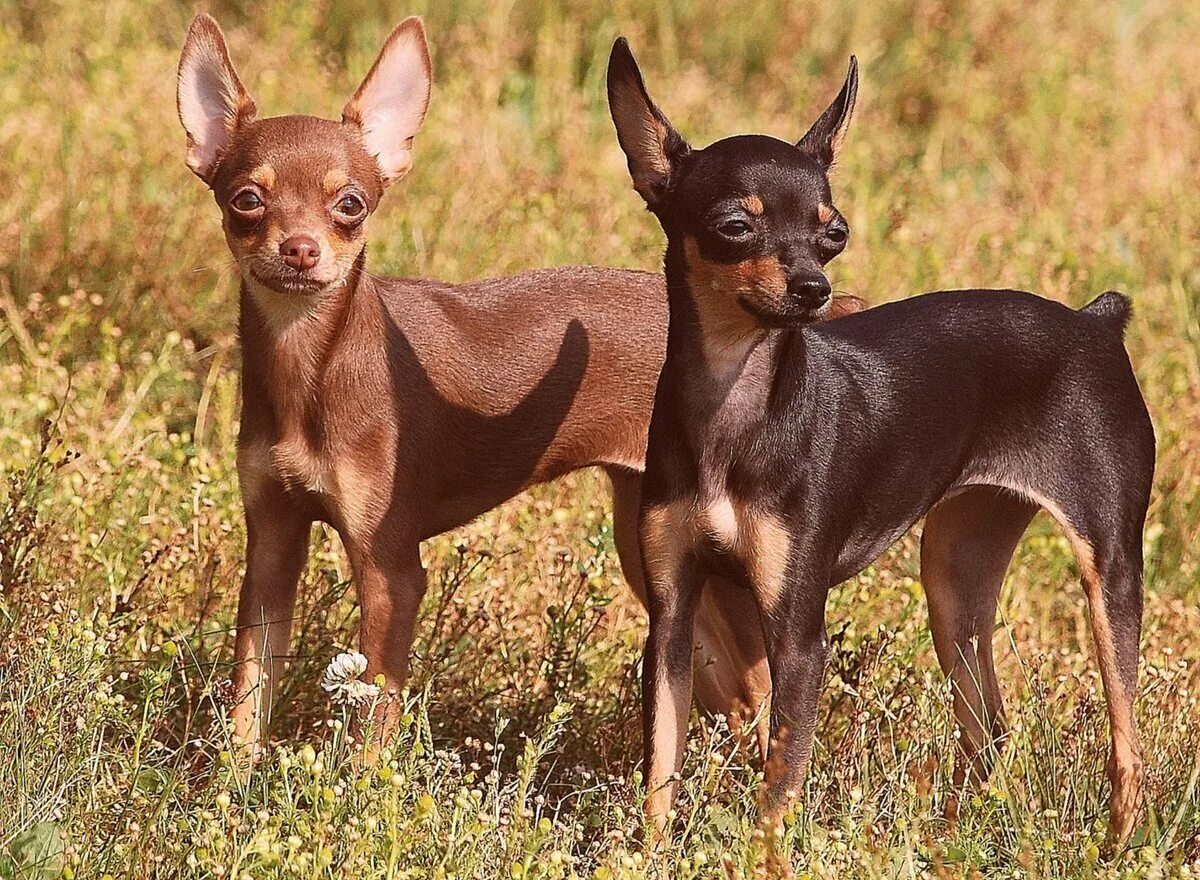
[757,573,831,857]
[639,502,705,844]
[642,557,704,844]
[230,500,311,757]
[345,539,427,751]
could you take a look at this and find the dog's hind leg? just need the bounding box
[979,466,1149,847]
[1039,498,1146,848]
[609,468,770,757]
[920,486,1038,792]
[1078,537,1145,847]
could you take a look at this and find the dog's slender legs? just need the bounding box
[1081,543,1145,847]
[641,557,704,837]
[990,480,1146,847]
[230,504,311,753]
[608,470,772,758]
[920,487,1037,791]
[759,585,830,822]
[697,577,772,758]
[607,468,650,605]
[347,540,428,746]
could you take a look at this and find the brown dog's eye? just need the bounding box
[334,194,367,221]
[230,190,264,214]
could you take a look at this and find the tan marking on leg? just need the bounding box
[645,656,691,830]
[230,615,292,756]
[334,458,391,536]
[741,506,792,611]
[249,163,276,189]
[975,477,1143,845]
[271,437,332,496]
[641,501,695,582]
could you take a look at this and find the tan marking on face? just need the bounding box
[323,168,350,195]
[817,203,834,224]
[741,195,765,216]
[826,294,866,320]
[683,236,779,372]
[249,163,276,189]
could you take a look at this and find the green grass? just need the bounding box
[1,1,1199,877]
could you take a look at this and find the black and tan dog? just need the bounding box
[607,38,1154,848]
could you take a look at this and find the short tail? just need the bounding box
[1081,291,1133,337]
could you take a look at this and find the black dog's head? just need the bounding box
[607,38,857,326]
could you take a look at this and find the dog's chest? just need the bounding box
[237,434,332,501]
[271,437,333,496]
[696,492,742,551]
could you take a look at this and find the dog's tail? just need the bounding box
[1080,291,1133,337]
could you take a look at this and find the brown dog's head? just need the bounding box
[607,38,859,327]
[177,15,430,298]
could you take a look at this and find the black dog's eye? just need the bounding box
[230,190,264,214]
[825,227,848,245]
[716,218,753,237]
[334,194,367,220]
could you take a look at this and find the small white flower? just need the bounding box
[321,652,380,706]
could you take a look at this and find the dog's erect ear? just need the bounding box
[342,17,432,187]
[607,38,690,210]
[797,56,858,169]
[177,14,257,184]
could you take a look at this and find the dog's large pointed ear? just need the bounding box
[342,17,432,187]
[607,38,690,210]
[797,56,858,169]
[177,14,257,184]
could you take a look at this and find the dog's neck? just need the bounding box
[237,250,374,435]
[658,252,810,468]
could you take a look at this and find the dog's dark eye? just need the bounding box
[825,227,848,245]
[716,218,753,238]
[334,194,367,220]
[230,190,263,213]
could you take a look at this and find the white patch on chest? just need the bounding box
[699,494,740,550]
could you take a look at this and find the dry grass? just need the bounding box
[1,1,1198,877]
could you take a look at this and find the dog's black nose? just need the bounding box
[787,274,831,309]
[280,236,321,271]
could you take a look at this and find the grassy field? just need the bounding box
[2,0,1199,877]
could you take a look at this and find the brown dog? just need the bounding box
[177,16,869,752]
